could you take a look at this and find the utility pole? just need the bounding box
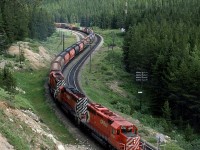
[19,43,21,64]
[111,31,115,52]
[62,32,65,51]
[89,44,92,73]
[124,1,128,29]
[125,1,128,16]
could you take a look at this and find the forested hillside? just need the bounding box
[44,0,200,134]
[1,0,200,148]
[123,0,200,134]
[0,0,55,54]
[43,0,126,28]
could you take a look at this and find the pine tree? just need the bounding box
[0,66,16,93]
[162,101,171,121]
[184,124,194,141]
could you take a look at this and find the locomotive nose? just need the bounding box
[126,136,140,150]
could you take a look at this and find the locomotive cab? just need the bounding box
[110,122,140,150]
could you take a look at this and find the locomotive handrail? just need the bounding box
[140,139,157,150]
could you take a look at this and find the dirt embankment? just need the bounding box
[0,133,14,150]
[0,40,91,149]
[7,42,52,69]
[0,101,91,150]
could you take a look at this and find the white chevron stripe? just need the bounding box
[75,98,88,118]
[127,137,134,146]
[126,136,141,150]
[53,79,66,98]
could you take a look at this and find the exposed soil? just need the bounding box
[0,30,99,149]
[0,31,171,149]
[0,133,14,150]
[0,101,93,150]
[1,31,166,149]
[8,43,52,69]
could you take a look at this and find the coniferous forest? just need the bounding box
[0,0,55,54]
[123,0,200,134]
[1,0,200,147]
[44,0,200,133]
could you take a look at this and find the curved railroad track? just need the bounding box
[63,31,157,150]
[47,27,157,150]
[65,34,101,91]
[46,29,104,150]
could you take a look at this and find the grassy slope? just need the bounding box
[0,29,78,147]
[15,30,77,143]
[81,27,183,150]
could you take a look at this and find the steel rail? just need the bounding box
[63,31,157,150]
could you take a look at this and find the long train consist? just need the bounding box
[49,23,143,150]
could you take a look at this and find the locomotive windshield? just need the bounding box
[121,126,132,133]
[121,126,137,137]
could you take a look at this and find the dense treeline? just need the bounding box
[44,0,200,133]
[43,0,126,28]
[0,0,55,54]
[44,0,200,131]
[0,0,196,147]
[123,0,200,132]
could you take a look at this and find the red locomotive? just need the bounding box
[85,103,141,150]
[49,24,142,150]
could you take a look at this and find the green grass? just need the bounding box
[13,66,76,144]
[81,28,184,149]
[12,29,78,143]
[0,110,30,150]
[24,29,76,55]
[0,29,78,145]
[0,97,55,149]
[81,34,140,114]
[94,27,125,48]
[39,29,76,54]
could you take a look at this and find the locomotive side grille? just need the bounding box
[126,136,140,150]
[76,98,88,119]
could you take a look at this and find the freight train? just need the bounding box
[49,23,143,150]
